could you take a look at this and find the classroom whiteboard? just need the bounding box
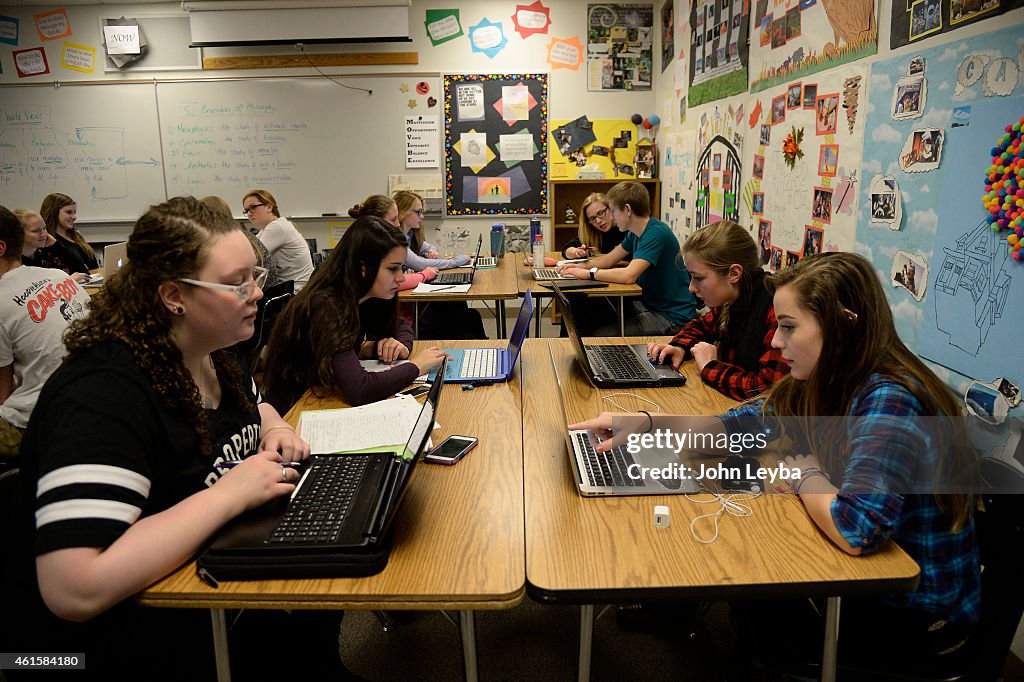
[157,76,441,217]
[0,83,166,221]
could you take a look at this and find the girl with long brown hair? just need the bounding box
[648,220,788,399]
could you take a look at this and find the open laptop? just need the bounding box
[552,283,686,388]
[550,346,699,496]
[431,289,534,383]
[198,357,446,573]
[103,242,128,279]
[432,235,482,285]
[533,267,576,281]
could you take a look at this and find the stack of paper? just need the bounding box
[299,395,423,455]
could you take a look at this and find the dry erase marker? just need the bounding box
[216,460,302,469]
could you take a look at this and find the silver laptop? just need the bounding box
[550,346,699,496]
[103,242,128,279]
[533,267,575,281]
[433,235,483,286]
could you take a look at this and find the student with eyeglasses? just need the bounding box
[241,188,314,290]
[348,193,438,291]
[392,190,486,340]
[3,197,362,679]
[561,192,627,260]
[393,190,471,271]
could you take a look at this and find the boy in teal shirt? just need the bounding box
[558,181,696,335]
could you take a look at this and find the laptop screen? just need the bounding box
[506,289,534,365]
[470,234,483,270]
[550,285,592,374]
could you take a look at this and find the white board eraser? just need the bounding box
[654,505,670,528]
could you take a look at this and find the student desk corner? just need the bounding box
[138,341,526,682]
[521,338,921,682]
[515,253,642,337]
[398,254,521,338]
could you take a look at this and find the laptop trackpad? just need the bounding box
[634,449,700,492]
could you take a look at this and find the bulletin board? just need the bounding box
[889,0,1024,50]
[443,73,548,216]
[860,23,1023,384]
[740,64,868,271]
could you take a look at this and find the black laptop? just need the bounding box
[196,358,446,581]
[432,235,482,285]
[552,284,686,388]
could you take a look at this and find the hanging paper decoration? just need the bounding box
[546,36,584,71]
[468,18,508,59]
[512,1,551,39]
[982,116,1024,262]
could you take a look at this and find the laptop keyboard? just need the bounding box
[573,432,640,487]
[474,257,496,267]
[589,345,653,381]
[268,455,371,544]
[459,348,499,378]
[433,271,472,285]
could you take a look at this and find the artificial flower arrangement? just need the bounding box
[783,126,804,169]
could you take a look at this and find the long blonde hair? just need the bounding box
[577,193,610,252]
[683,220,761,336]
[393,190,425,254]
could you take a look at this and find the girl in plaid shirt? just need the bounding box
[648,220,788,399]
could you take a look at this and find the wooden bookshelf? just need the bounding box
[549,178,661,252]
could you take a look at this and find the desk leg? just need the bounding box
[414,302,420,338]
[211,608,231,682]
[459,610,478,682]
[821,596,840,682]
[578,604,594,682]
[497,300,507,339]
[619,299,625,337]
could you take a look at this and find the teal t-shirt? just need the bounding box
[619,218,696,326]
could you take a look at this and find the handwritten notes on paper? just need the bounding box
[405,115,439,168]
[499,133,534,161]
[33,9,71,41]
[102,24,140,55]
[0,15,18,46]
[424,8,463,46]
[547,37,583,70]
[298,395,423,454]
[61,42,95,73]
[13,48,49,77]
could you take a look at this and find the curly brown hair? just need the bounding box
[64,196,256,455]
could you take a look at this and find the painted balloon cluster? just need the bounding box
[983,115,1024,262]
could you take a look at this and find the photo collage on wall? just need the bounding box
[587,3,655,91]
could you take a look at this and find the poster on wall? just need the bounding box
[748,0,877,94]
[860,24,1022,384]
[741,65,868,268]
[687,0,751,107]
[661,129,697,242]
[890,0,1024,50]
[693,99,745,233]
[586,3,654,91]
[443,73,548,215]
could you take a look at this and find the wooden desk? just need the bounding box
[515,253,642,337]
[398,254,521,338]
[139,341,526,682]
[522,338,921,682]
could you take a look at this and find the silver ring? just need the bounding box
[281,466,288,482]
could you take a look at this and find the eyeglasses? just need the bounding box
[587,207,609,222]
[412,209,425,217]
[179,266,268,301]
[242,203,266,215]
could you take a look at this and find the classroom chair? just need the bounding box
[233,280,294,362]
[782,458,1024,682]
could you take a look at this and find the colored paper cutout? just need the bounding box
[512,1,551,39]
[13,47,49,77]
[61,42,95,73]
[499,130,537,167]
[0,15,18,46]
[33,9,71,41]
[546,36,583,71]
[491,85,538,126]
[468,18,508,59]
[459,132,489,168]
[477,176,511,203]
[424,9,463,46]
[502,84,530,122]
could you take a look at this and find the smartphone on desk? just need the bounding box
[424,435,478,465]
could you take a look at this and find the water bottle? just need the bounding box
[532,233,545,269]
[529,217,541,246]
[490,223,506,258]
